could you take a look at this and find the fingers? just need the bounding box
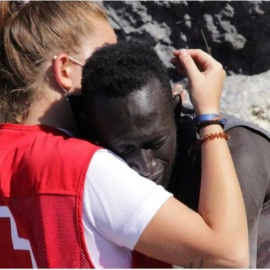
[172,48,225,83]
[175,49,202,82]
[171,49,225,115]
[172,49,224,79]
[186,49,215,70]
[170,57,185,74]
[171,50,203,77]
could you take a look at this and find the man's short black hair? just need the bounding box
[81,40,172,101]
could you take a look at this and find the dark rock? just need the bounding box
[103,1,270,76]
[102,1,270,131]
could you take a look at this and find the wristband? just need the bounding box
[194,114,227,132]
[194,114,221,124]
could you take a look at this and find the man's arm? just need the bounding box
[173,113,270,268]
[227,126,270,268]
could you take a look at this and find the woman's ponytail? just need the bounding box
[0,1,25,30]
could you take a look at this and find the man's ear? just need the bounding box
[172,84,183,117]
[173,93,182,118]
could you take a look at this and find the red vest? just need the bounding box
[0,124,99,268]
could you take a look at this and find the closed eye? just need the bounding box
[117,145,134,157]
[147,139,166,150]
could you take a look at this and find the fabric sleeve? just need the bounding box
[83,149,172,250]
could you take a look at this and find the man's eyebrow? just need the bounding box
[111,134,167,147]
[143,134,168,145]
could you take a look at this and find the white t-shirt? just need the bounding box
[83,149,172,268]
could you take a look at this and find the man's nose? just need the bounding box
[128,149,157,177]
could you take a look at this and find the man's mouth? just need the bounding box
[148,171,164,185]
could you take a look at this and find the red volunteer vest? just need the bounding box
[0,124,100,268]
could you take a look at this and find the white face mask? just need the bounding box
[53,55,84,96]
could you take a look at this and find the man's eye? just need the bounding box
[149,140,165,150]
[118,146,134,156]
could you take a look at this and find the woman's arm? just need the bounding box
[134,49,249,268]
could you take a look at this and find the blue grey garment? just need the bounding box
[180,105,270,268]
[222,113,270,269]
[222,112,270,141]
[181,104,270,141]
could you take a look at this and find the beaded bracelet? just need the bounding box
[197,132,230,146]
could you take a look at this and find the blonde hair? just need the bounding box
[0,1,107,123]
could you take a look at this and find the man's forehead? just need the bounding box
[95,80,170,112]
[105,115,172,146]
[102,91,171,121]
[94,90,173,136]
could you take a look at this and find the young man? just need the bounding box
[80,41,270,268]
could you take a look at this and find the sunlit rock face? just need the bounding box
[103,1,270,132]
[221,72,270,132]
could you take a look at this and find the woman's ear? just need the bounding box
[53,54,73,94]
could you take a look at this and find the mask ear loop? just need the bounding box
[68,56,83,67]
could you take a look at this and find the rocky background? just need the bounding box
[102,1,270,132]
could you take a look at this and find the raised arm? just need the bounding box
[134,49,249,268]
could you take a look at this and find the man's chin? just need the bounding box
[160,177,170,189]
[150,173,170,188]
[162,167,174,189]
